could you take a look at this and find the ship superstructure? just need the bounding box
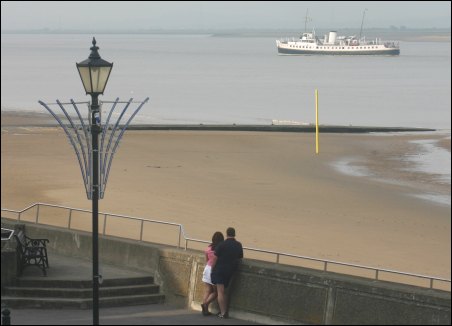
[276,10,400,56]
[276,31,400,55]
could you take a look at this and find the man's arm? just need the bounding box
[210,254,218,270]
[212,242,223,270]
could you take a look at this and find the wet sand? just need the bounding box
[1,111,450,286]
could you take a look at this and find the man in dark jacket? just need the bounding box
[211,227,243,318]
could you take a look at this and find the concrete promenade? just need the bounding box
[2,254,260,325]
[6,304,259,325]
[3,220,449,324]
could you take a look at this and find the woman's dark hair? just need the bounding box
[210,231,224,250]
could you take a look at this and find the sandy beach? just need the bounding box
[1,111,450,287]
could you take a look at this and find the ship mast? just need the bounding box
[304,9,311,33]
[359,8,368,41]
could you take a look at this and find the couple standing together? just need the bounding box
[201,227,243,319]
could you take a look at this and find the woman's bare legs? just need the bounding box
[202,283,217,315]
[216,284,227,316]
[205,285,218,306]
[203,283,214,305]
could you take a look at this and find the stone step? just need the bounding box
[16,276,155,289]
[6,275,165,309]
[3,283,160,298]
[1,293,165,309]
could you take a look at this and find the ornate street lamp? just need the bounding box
[39,37,148,325]
[76,37,113,96]
[76,37,112,326]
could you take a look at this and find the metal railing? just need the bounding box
[1,228,14,241]
[2,202,450,290]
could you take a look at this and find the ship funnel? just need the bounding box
[328,31,337,44]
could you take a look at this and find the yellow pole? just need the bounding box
[315,89,319,154]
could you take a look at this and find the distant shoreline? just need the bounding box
[125,124,436,133]
[0,110,436,133]
[1,28,450,42]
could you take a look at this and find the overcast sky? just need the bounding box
[1,1,450,31]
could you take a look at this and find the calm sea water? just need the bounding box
[332,132,451,206]
[1,34,451,206]
[1,33,451,129]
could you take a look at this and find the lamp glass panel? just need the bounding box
[90,66,111,93]
[78,66,92,93]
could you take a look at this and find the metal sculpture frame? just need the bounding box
[38,97,149,199]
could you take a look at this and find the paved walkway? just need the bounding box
[2,253,261,325]
[4,304,260,325]
[18,252,150,280]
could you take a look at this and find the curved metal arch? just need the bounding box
[70,99,92,192]
[100,97,120,195]
[101,97,149,197]
[100,98,133,191]
[56,100,89,187]
[39,97,149,200]
[38,100,91,198]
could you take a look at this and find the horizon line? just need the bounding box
[1,26,451,34]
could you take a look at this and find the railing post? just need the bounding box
[68,209,73,229]
[36,204,40,223]
[276,253,280,264]
[140,220,144,241]
[430,278,434,289]
[324,261,327,271]
[375,269,379,280]
[178,225,182,249]
[103,214,107,235]
[185,239,188,250]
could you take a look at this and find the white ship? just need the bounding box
[276,10,400,56]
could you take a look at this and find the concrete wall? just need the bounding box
[2,219,450,325]
[1,224,21,289]
[1,250,16,289]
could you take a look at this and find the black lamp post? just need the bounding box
[40,37,147,324]
[76,37,113,326]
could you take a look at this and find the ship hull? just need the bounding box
[277,47,400,56]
